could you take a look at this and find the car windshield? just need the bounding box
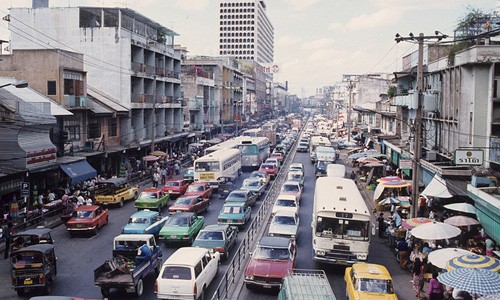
[274,216,296,225]
[253,246,290,260]
[162,266,192,280]
[288,173,301,180]
[187,185,204,192]
[129,217,149,224]
[245,181,260,187]
[260,164,274,170]
[282,184,299,192]
[251,172,264,178]
[165,182,180,187]
[139,192,157,199]
[74,211,94,218]
[358,278,394,294]
[175,198,193,205]
[197,231,224,241]
[223,206,242,214]
[276,199,296,207]
[228,192,245,199]
[165,217,190,227]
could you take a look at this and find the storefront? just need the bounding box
[59,158,97,186]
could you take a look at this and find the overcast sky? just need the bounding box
[0,0,495,97]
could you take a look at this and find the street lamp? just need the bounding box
[0,79,28,89]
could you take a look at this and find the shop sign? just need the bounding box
[454,149,484,166]
[399,159,413,170]
[0,178,22,193]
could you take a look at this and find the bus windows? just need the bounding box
[195,161,220,172]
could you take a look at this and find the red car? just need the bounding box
[168,195,210,215]
[244,236,296,289]
[163,179,190,198]
[65,205,108,236]
[259,163,278,179]
[185,182,213,199]
[270,152,284,163]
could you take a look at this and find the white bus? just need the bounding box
[312,177,371,265]
[242,128,263,137]
[204,136,245,155]
[309,136,331,164]
[237,137,270,170]
[194,149,241,188]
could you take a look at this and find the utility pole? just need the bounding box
[395,32,447,218]
[150,75,157,153]
[342,74,358,142]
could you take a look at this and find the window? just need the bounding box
[47,81,56,95]
[108,117,117,137]
[88,118,101,139]
[194,261,202,278]
[64,117,81,141]
[162,266,192,280]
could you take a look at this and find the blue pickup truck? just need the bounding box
[94,234,162,297]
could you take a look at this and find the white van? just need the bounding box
[155,247,220,300]
[326,164,345,178]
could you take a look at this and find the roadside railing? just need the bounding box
[211,128,302,300]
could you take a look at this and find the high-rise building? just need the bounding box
[218,0,274,64]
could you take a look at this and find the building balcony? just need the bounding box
[63,95,90,109]
[131,61,146,73]
[132,93,146,103]
[189,97,203,110]
[394,91,417,109]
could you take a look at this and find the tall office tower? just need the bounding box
[218,0,274,63]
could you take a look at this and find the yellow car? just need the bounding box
[94,178,138,207]
[344,263,398,300]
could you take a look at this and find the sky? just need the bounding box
[0,0,495,97]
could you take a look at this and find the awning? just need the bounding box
[60,160,97,185]
[421,174,453,198]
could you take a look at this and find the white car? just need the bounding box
[272,194,299,215]
[156,247,220,299]
[280,181,302,200]
[241,178,266,197]
[268,210,299,239]
[289,163,304,174]
[265,158,281,169]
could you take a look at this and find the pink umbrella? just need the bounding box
[143,155,159,162]
[402,217,432,229]
[444,215,480,227]
[377,176,404,182]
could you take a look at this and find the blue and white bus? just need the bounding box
[194,149,242,189]
[237,137,270,170]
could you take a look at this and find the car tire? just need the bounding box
[93,226,99,235]
[119,198,124,207]
[135,278,144,297]
[198,285,206,300]
[245,283,253,290]
[101,287,110,298]
[44,280,53,295]
[105,217,109,225]
[134,192,138,200]
[16,289,25,297]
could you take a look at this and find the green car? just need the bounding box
[134,188,170,211]
[158,212,204,245]
[217,202,252,227]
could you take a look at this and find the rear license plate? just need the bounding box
[171,235,177,238]
[23,278,33,285]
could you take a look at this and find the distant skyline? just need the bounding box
[0,0,495,97]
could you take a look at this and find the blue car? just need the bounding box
[122,210,168,235]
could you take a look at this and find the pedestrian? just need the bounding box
[160,167,167,185]
[427,272,444,300]
[152,171,160,188]
[3,222,14,259]
[174,162,180,175]
[418,195,427,217]
[397,237,409,270]
[429,210,436,220]
[377,212,385,238]
[350,170,356,180]
[167,164,174,180]
[392,210,402,228]
[412,257,424,299]
[485,236,495,257]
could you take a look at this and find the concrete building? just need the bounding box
[218,0,274,64]
[8,4,186,153]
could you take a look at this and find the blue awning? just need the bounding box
[60,160,97,185]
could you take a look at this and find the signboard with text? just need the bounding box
[454,149,484,166]
[399,159,413,170]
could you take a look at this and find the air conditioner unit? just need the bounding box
[84,141,94,152]
[426,150,437,161]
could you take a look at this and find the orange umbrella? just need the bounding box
[377,176,404,182]
[151,150,167,157]
[380,180,411,188]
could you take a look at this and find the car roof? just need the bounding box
[223,201,246,207]
[258,236,290,248]
[351,263,392,280]
[283,181,300,186]
[170,212,196,218]
[231,189,250,194]
[143,188,161,192]
[114,234,155,242]
[243,178,261,182]
[176,195,200,200]
[290,163,303,168]
[190,182,206,186]
[12,243,54,254]
[260,163,275,168]
[251,171,267,175]
[273,210,297,217]
[75,205,100,211]
[99,177,128,185]
[13,228,52,236]
[276,194,297,201]
[130,210,158,218]
[202,224,229,231]
[165,247,210,266]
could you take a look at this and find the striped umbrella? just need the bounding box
[378,197,401,205]
[428,248,475,269]
[380,180,412,188]
[446,254,500,272]
[402,217,432,230]
[438,268,500,295]
[377,176,404,182]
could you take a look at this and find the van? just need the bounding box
[155,247,220,300]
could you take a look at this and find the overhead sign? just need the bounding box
[454,149,484,166]
[399,159,413,170]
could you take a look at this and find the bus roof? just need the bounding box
[239,136,270,146]
[196,148,241,162]
[204,136,246,154]
[314,177,370,217]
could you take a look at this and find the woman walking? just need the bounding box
[427,272,444,300]
[412,258,424,299]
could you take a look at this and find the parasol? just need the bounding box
[444,215,480,227]
[143,155,160,162]
[428,248,475,269]
[444,203,476,214]
[437,268,500,295]
[150,150,167,157]
[410,221,461,240]
[402,217,432,230]
[446,254,500,272]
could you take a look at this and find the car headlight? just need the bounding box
[291,234,296,238]
[357,253,367,260]
[316,250,325,256]
[269,233,275,236]
[245,275,254,281]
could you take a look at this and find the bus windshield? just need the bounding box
[238,144,258,155]
[315,216,369,241]
[195,161,220,172]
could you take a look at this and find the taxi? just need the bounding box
[344,263,398,300]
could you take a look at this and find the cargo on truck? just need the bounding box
[277,269,336,300]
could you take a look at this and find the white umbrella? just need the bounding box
[428,248,475,269]
[410,221,461,240]
[444,203,476,214]
[444,215,480,227]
